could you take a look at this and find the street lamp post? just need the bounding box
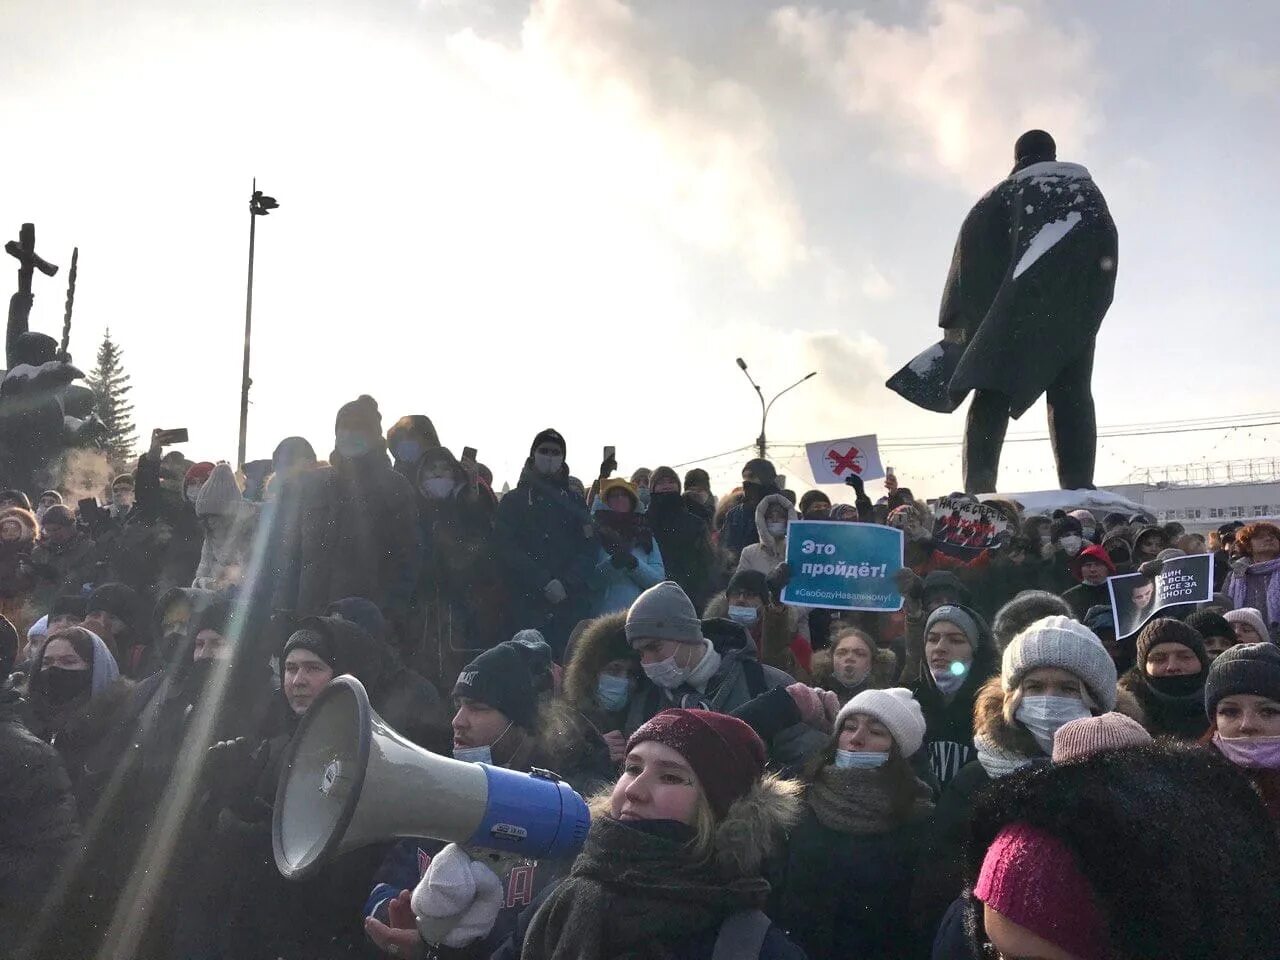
[735,357,817,459]
[238,179,279,468]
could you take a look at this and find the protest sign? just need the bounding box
[805,435,884,484]
[1106,554,1215,640]
[781,520,903,612]
[932,495,1011,553]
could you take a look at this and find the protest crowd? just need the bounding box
[5,130,1280,960]
[3,404,1280,960]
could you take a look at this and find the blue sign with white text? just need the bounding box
[781,520,904,612]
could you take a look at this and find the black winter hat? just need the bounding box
[726,569,769,606]
[742,458,778,486]
[1205,642,1280,718]
[1185,610,1233,643]
[335,395,382,435]
[1049,515,1083,542]
[922,570,970,608]
[683,468,710,491]
[453,638,550,731]
[530,428,566,457]
[50,595,87,621]
[86,582,141,627]
[1082,604,1115,640]
[1136,618,1208,671]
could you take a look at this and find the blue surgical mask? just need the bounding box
[422,477,456,499]
[393,440,424,465]
[596,673,633,712]
[336,430,372,459]
[1016,695,1092,755]
[452,744,493,764]
[727,605,759,625]
[835,749,889,769]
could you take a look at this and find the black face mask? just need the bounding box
[42,666,92,706]
[1147,671,1204,698]
[741,481,766,505]
[182,657,220,699]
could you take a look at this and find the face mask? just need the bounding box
[533,453,563,476]
[742,481,766,504]
[183,657,218,699]
[1213,733,1280,771]
[422,477,456,499]
[1058,535,1083,556]
[636,487,651,507]
[834,749,889,770]
[452,744,493,764]
[931,664,967,696]
[336,430,372,459]
[727,605,759,625]
[393,440,424,465]
[1016,695,1092,755]
[42,666,91,705]
[766,521,787,538]
[596,674,633,712]
[642,652,687,690]
[1147,672,1204,697]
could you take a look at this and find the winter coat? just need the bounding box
[29,532,99,601]
[0,684,79,954]
[959,743,1280,959]
[622,619,827,767]
[493,462,594,655]
[587,507,665,618]
[1117,666,1210,740]
[0,508,40,636]
[941,160,1118,417]
[736,494,794,578]
[808,642,899,704]
[193,465,260,590]
[719,498,761,559]
[646,491,716,611]
[1225,556,1280,632]
[704,592,812,679]
[272,452,421,639]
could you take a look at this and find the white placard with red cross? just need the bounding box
[805,435,884,484]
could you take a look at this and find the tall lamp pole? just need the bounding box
[735,358,817,459]
[238,179,279,468]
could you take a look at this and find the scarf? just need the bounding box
[973,730,1035,779]
[521,817,768,960]
[806,764,933,835]
[1226,556,1280,627]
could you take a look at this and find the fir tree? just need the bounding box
[87,328,136,464]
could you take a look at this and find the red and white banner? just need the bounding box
[805,435,884,484]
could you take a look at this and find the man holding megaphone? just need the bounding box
[364,636,609,958]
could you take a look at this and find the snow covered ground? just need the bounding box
[977,487,1148,517]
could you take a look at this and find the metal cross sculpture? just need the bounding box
[6,222,60,364]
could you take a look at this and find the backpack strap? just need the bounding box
[713,909,772,960]
[742,656,768,700]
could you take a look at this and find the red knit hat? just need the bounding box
[626,709,765,819]
[976,822,1108,960]
[184,462,215,488]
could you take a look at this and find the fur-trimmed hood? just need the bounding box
[587,773,803,880]
[961,743,1280,959]
[753,493,796,555]
[563,611,635,710]
[973,674,1146,755]
[0,506,38,548]
[809,644,898,696]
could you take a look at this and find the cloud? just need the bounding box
[1206,45,1279,99]
[860,263,895,301]
[772,0,1101,191]
[446,0,807,284]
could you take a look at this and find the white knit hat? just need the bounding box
[834,687,926,758]
[1002,615,1118,711]
[195,462,244,518]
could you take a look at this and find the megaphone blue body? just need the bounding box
[273,674,590,880]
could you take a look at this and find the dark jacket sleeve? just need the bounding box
[731,684,803,745]
[384,473,422,622]
[493,495,553,594]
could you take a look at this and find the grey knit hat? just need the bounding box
[1225,608,1270,642]
[926,605,979,648]
[626,581,703,646]
[1003,615,1118,711]
[1205,642,1280,718]
[835,687,926,758]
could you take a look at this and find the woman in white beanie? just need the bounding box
[773,688,934,960]
[912,615,1127,949]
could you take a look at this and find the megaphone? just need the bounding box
[273,674,590,880]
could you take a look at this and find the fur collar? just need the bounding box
[973,674,1147,752]
[809,645,899,694]
[563,612,631,710]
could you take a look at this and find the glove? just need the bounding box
[205,737,269,812]
[412,844,504,948]
[786,683,838,733]
[894,568,923,603]
[544,579,568,604]
[844,474,865,493]
[766,563,791,601]
[1138,559,1164,578]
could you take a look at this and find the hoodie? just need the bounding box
[1061,544,1116,619]
[736,494,796,577]
[193,463,259,590]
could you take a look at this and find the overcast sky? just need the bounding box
[4,0,1278,497]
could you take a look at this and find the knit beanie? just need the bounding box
[1155,548,1186,563]
[975,821,1107,960]
[324,597,388,642]
[725,570,769,608]
[282,627,337,670]
[453,640,544,731]
[1135,619,1208,671]
[529,428,566,457]
[1052,712,1152,762]
[1184,610,1233,644]
[626,709,765,819]
[599,477,638,509]
[1224,608,1269,641]
[86,582,140,628]
[1050,515,1083,542]
[834,687,926,757]
[41,504,75,528]
[626,581,703,647]
[1204,643,1280,718]
[272,436,317,471]
[926,605,979,649]
[1068,509,1095,528]
[922,571,969,608]
[742,458,778,487]
[195,462,243,518]
[683,468,710,491]
[184,462,215,489]
[1003,616,1118,711]
[336,395,382,436]
[111,474,135,491]
[992,591,1072,651]
[1082,605,1115,640]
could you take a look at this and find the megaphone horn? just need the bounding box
[273,674,590,880]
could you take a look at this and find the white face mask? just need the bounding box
[642,652,687,689]
[452,744,493,764]
[1058,535,1083,556]
[931,664,967,696]
[1016,695,1092,755]
[534,453,563,476]
[422,477,456,499]
[727,605,759,625]
[766,521,787,538]
[834,749,889,769]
